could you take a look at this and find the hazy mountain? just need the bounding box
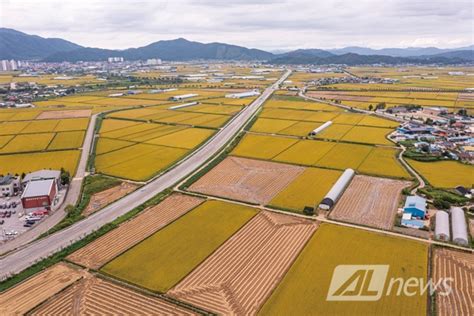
[0,28,83,60]
[2,28,472,64]
[328,45,474,57]
[44,38,273,62]
[270,52,469,65]
[425,50,474,61]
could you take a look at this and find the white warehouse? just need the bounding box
[169,93,199,101]
[451,207,468,246]
[434,211,450,241]
[319,168,355,210]
[225,89,261,99]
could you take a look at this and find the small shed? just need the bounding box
[401,213,424,229]
[451,207,468,246]
[434,211,450,241]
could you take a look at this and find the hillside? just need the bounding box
[0,28,82,60]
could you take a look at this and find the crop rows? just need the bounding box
[32,276,196,315]
[169,211,318,315]
[67,194,204,269]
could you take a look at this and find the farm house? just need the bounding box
[434,211,450,241]
[403,196,427,219]
[318,168,354,210]
[451,207,468,246]
[309,121,332,136]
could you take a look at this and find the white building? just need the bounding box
[225,89,261,99]
[108,57,124,63]
[0,175,20,197]
[169,94,199,101]
[0,60,18,72]
[146,58,162,65]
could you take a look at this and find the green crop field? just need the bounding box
[101,200,257,292]
[260,224,428,315]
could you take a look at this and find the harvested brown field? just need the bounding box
[83,182,139,216]
[458,93,474,101]
[329,175,410,230]
[32,275,196,315]
[0,263,85,315]
[67,193,204,269]
[36,109,92,119]
[307,91,372,102]
[432,248,473,316]
[188,156,304,204]
[168,211,317,315]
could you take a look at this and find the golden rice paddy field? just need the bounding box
[285,71,346,88]
[232,134,410,179]
[308,90,473,111]
[94,118,215,181]
[269,167,342,211]
[102,200,257,292]
[1,74,104,86]
[260,224,429,316]
[407,159,474,188]
[0,113,89,175]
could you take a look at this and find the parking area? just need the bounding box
[0,196,26,242]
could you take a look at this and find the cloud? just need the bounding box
[0,0,472,50]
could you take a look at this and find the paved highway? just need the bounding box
[0,70,291,280]
[0,114,98,255]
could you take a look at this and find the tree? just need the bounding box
[433,199,451,210]
[303,206,315,216]
[376,102,386,110]
[60,168,71,185]
[368,104,373,111]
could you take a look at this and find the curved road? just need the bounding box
[0,70,291,280]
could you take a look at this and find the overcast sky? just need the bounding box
[1,0,473,51]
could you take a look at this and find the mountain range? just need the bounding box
[1,28,473,65]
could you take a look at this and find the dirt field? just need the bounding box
[83,182,139,216]
[0,263,85,315]
[168,211,318,315]
[67,194,204,269]
[329,175,410,230]
[36,109,92,119]
[188,156,304,204]
[432,248,473,316]
[32,275,196,315]
[307,91,372,102]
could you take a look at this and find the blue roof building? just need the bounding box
[404,196,427,219]
[401,213,425,229]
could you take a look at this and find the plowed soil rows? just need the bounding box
[188,156,304,204]
[168,211,317,315]
[67,194,204,269]
[329,175,410,230]
[83,182,139,216]
[432,248,473,316]
[0,263,85,315]
[32,276,196,315]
